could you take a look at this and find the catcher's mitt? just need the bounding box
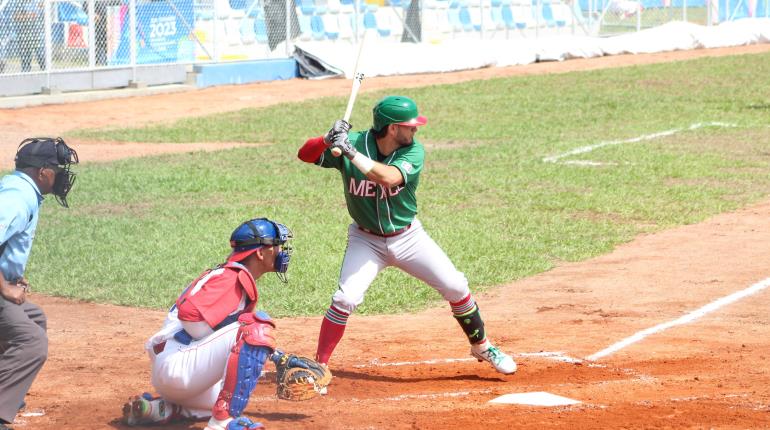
[272,350,332,401]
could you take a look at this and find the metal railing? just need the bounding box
[0,0,766,95]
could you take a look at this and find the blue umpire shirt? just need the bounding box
[0,171,43,283]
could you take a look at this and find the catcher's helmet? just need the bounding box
[372,96,427,132]
[228,218,293,282]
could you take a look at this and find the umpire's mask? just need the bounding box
[15,137,80,208]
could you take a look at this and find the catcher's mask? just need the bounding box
[228,218,293,283]
[15,137,79,208]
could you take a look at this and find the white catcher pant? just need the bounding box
[148,321,241,418]
[332,218,470,313]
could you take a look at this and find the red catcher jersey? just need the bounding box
[176,262,258,329]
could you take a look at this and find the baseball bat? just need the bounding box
[331,31,368,157]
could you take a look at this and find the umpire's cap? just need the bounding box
[228,218,292,262]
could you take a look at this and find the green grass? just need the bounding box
[18,52,770,317]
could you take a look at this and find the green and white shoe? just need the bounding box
[471,342,517,375]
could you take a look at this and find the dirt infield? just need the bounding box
[4,44,770,429]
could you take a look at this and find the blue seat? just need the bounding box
[310,14,326,39]
[758,0,769,17]
[58,2,88,25]
[362,11,377,30]
[298,13,313,39]
[323,14,340,39]
[254,17,268,43]
[500,4,518,29]
[541,1,565,27]
[447,2,463,31]
[458,6,473,31]
[299,0,316,15]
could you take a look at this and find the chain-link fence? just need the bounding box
[0,0,767,91]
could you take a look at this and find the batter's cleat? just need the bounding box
[205,416,265,430]
[471,342,517,375]
[122,392,181,426]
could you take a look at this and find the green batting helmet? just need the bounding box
[372,96,428,132]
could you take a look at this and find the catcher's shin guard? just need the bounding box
[451,296,486,344]
[212,311,276,421]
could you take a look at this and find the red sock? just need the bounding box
[315,305,349,364]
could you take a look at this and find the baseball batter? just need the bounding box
[297,95,516,377]
[123,217,299,430]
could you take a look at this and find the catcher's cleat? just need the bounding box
[471,342,517,375]
[122,392,181,426]
[205,416,265,430]
[319,363,330,395]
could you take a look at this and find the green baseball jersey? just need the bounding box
[317,130,424,234]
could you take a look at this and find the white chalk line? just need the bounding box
[586,277,770,361]
[352,351,582,369]
[543,122,737,165]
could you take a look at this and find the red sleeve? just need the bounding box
[298,136,328,163]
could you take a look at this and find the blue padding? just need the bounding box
[193,59,298,88]
[58,3,88,25]
[719,0,750,19]
[757,0,766,16]
[229,346,270,417]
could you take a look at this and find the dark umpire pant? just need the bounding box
[0,297,47,424]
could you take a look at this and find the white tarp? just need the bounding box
[294,18,770,79]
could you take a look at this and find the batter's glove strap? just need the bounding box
[325,119,351,145]
[331,132,358,160]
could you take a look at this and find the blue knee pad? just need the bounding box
[229,345,270,417]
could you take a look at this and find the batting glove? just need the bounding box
[324,119,351,145]
[331,132,357,160]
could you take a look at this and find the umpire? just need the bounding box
[0,137,78,429]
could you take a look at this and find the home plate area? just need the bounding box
[489,392,582,406]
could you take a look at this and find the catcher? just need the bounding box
[122,217,330,430]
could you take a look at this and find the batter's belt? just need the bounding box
[358,223,412,237]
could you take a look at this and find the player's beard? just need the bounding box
[395,127,415,147]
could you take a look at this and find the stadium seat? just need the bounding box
[338,12,356,39]
[375,7,397,38]
[468,5,482,31]
[541,1,566,27]
[58,2,88,25]
[311,14,326,39]
[327,0,342,13]
[298,0,316,15]
[254,17,269,43]
[240,17,257,44]
[323,13,341,39]
[298,13,314,40]
[362,10,377,30]
[458,6,473,31]
[447,2,464,31]
[340,0,357,14]
[501,4,528,30]
[489,2,505,30]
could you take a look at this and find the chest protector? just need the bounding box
[176,261,259,329]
